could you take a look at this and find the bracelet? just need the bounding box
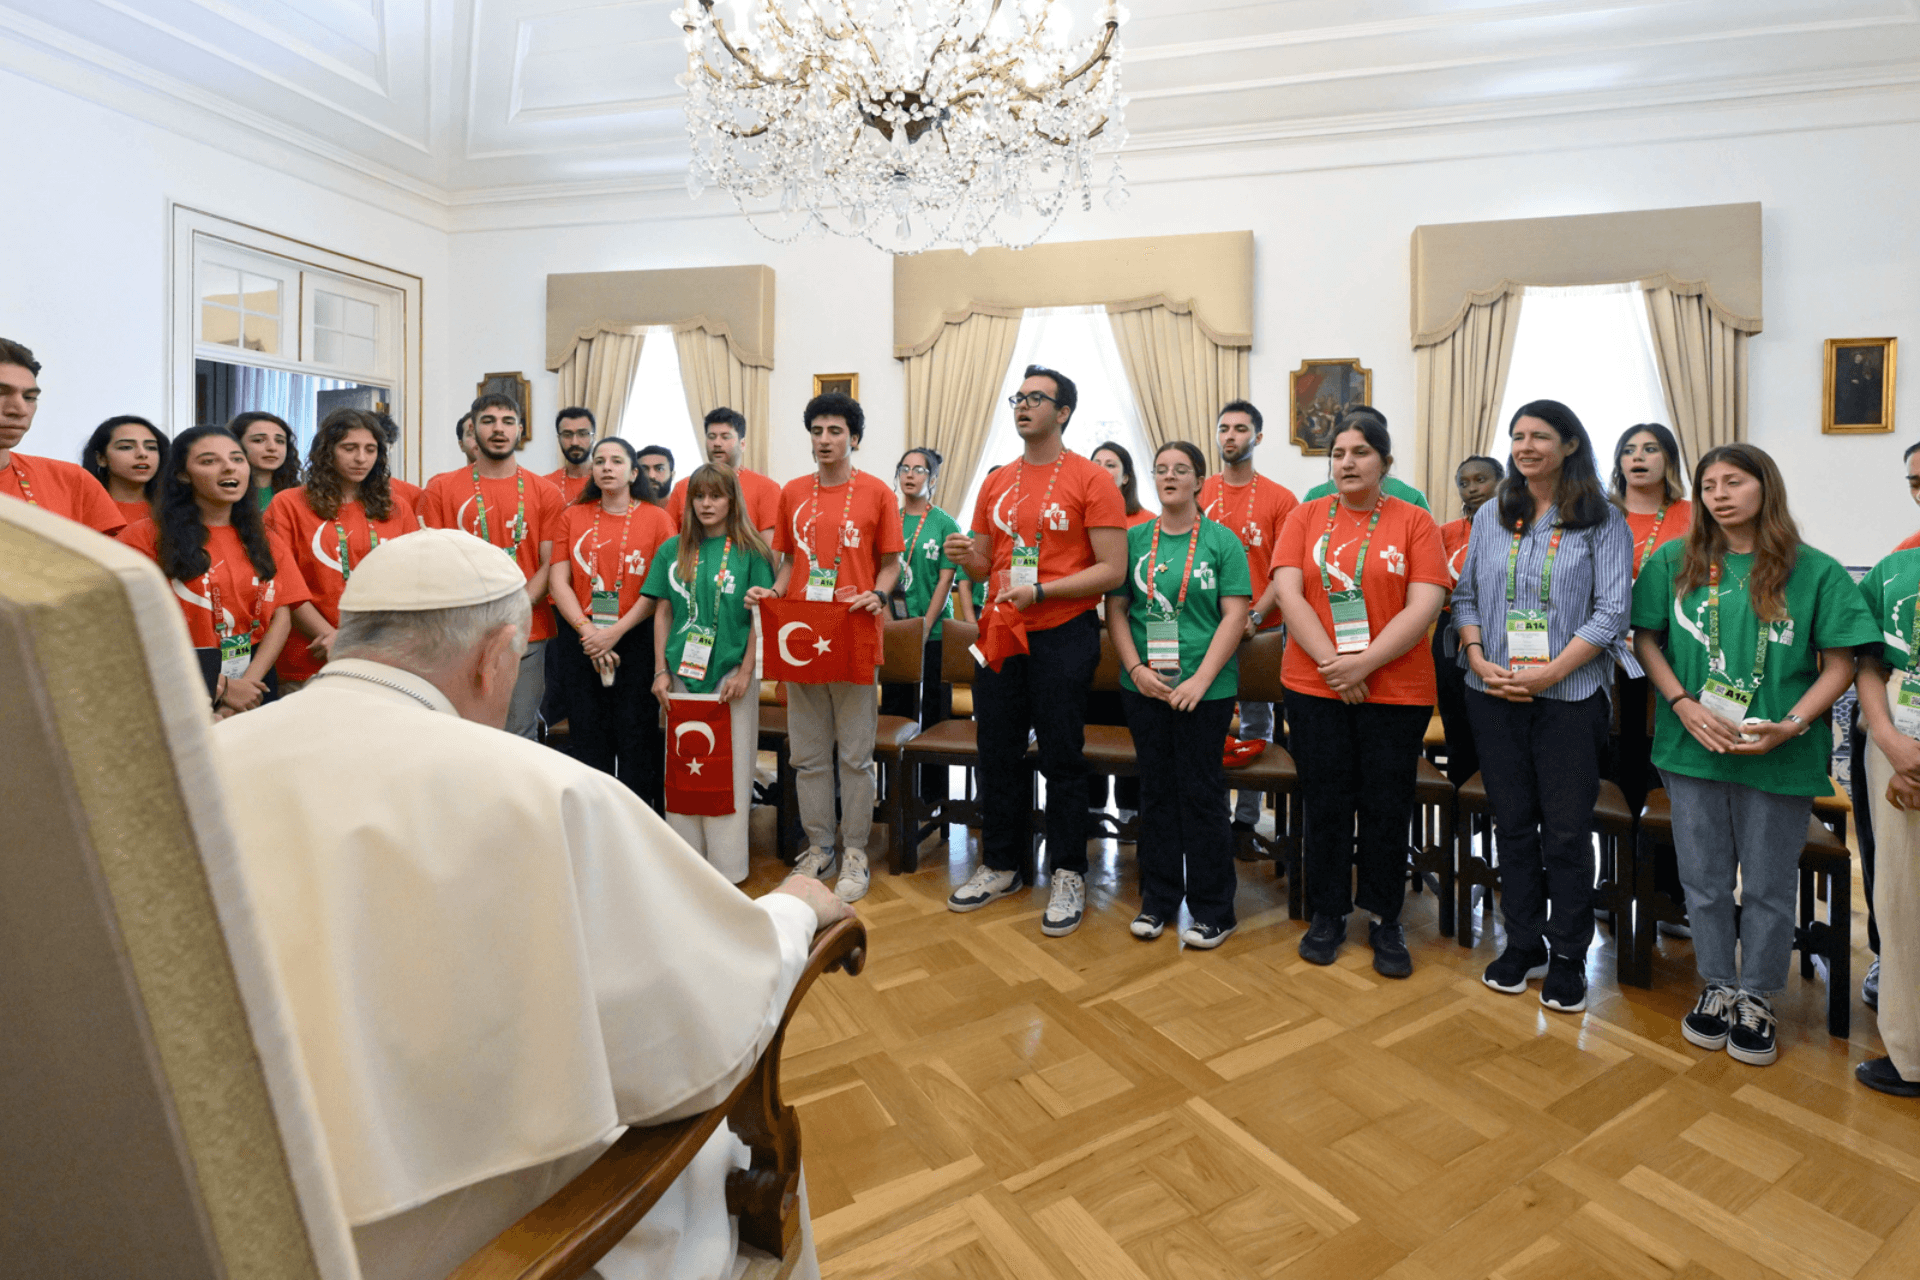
[1464,641,1483,654]
[1663,688,1689,707]
[1786,713,1809,735]
[1034,581,1046,602]
[655,669,669,677]
[1131,661,1150,677]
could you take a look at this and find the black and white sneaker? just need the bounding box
[1864,958,1881,1010]
[1539,954,1588,1013]
[1682,983,1737,1051]
[1041,870,1086,937]
[1728,992,1779,1066]
[1181,921,1236,950]
[947,866,1021,912]
[1482,942,1550,994]
[793,846,837,881]
[1130,913,1166,940]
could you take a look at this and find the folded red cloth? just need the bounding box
[968,599,1030,673]
[1222,736,1267,769]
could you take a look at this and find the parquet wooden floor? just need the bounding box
[739,817,1920,1280]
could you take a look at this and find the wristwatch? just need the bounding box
[1785,713,1810,735]
[1249,609,1266,628]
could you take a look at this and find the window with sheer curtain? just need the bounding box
[1494,284,1670,476]
[617,325,705,486]
[955,306,1157,523]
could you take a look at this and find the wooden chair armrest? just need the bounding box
[450,915,868,1280]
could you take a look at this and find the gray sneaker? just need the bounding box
[948,865,1021,912]
[1041,870,1086,937]
[793,846,837,881]
[835,848,870,903]
[1864,957,1881,1010]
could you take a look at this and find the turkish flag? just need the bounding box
[666,694,734,816]
[758,598,877,684]
[968,599,1030,674]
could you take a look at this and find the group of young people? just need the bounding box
[2,332,1912,1098]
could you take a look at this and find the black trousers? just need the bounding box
[1123,690,1237,927]
[973,611,1099,875]
[1466,688,1610,957]
[540,604,571,748]
[1431,625,1478,787]
[1285,690,1430,923]
[556,623,664,811]
[879,633,951,803]
[1848,698,1881,954]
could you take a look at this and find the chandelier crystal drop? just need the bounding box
[672,0,1129,254]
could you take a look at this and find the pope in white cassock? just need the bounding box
[211,528,847,1280]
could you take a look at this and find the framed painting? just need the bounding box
[1824,338,1896,434]
[812,372,860,401]
[1289,359,1373,455]
[475,371,534,445]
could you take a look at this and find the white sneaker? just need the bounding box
[836,848,870,903]
[794,846,837,881]
[1042,870,1086,937]
[948,865,1022,912]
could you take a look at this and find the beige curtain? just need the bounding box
[1106,299,1250,475]
[1414,289,1523,523]
[673,323,773,473]
[902,309,1023,518]
[553,326,646,442]
[1644,281,1749,468]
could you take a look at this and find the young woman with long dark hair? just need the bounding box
[549,437,675,808]
[1276,413,1450,975]
[265,408,420,690]
[1634,443,1873,1067]
[1450,399,1636,1013]
[646,462,776,881]
[1092,441,1155,527]
[82,414,170,527]
[231,411,301,511]
[118,426,308,714]
[884,447,961,803]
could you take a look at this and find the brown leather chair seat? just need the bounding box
[1081,723,1140,771]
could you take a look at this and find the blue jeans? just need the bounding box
[1660,769,1809,996]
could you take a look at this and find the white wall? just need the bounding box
[0,68,451,478]
[453,115,1920,566]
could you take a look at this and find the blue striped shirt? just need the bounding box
[1449,499,1640,701]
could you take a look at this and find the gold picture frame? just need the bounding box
[475,371,534,445]
[812,372,860,401]
[1289,358,1373,456]
[1823,338,1897,434]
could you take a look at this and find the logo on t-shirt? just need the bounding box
[840,520,862,549]
[1381,545,1406,577]
[1195,560,1217,590]
[1042,502,1069,532]
[624,549,648,579]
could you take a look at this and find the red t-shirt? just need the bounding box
[1126,507,1156,528]
[114,498,153,528]
[1439,517,1473,585]
[419,466,568,642]
[667,467,782,533]
[117,519,310,649]
[1624,499,1692,578]
[969,451,1127,633]
[557,501,676,616]
[544,468,592,505]
[1276,496,1450,705]
[1897,529,1920,553]
[1201,472,1299,628]
[1,453,126,535]
[390,477,424,516]
[266,487,421,679]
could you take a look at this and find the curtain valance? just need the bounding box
[545,266,775,371]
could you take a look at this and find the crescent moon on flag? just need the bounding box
[673,719,716,756]
[777,621,815,666]
[312,520,343,574]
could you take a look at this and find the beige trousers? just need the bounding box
[785,681,877,854]
[666,667,760,884]
[1866,739,1920,1078]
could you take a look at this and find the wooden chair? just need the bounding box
[757,681,800,864]
[895,620,1007,871]
[1452,772,1634,951]
[871,617,931,873]
[1221,631,1303,910]
[1411,759,1457,936]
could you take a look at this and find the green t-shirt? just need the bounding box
[641,534,775,694]
[1303,475,1429,510]
[1857,547,1920,674]
[897,504,961,640]
[1114,516,1251,702]
[1630,540,1878,795]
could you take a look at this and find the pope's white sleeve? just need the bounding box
[644,893,817,1121]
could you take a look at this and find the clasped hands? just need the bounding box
[1130,664,1211,712]
[1879,727,1920,810]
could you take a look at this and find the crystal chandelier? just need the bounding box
[673,0,1129,254]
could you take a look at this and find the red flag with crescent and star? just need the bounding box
[757,598,878,684]
[665,694,734,816]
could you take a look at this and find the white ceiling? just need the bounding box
[4,0,1918,209]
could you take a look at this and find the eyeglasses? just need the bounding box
[1008,391,1060,410]
[897,464,931,476]
[1152,465,1196,479]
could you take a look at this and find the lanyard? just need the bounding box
[472,466,527,559]
[1004,455,1067,552]
[1216,477,1259,544]
[1708,560,1769,686]
[905,506,932,566]
[1504,520,1565,607]
[692,535,733,626]
[335,510,379,583]
[590,503,635,595]
[806,472,856,580]
[1146,517,1202,619]
[1318,499,1383,596]
[9,460,35,506]
[1635,502,1669,575]
[203,563,257,642]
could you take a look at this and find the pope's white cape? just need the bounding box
[209,658,807,1231]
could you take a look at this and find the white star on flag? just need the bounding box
[814,635,832,654]
[686,758,704,775]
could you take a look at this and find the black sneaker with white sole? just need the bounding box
[1181,921,1235,950]
[1681,983,1737,1051]
[947,866,1021,912]
[1482,942,1550,993]
[1539,954,1587,1013]
[1130,913,1166,940]
[1041,870,1085,937]
[1727,991,1778,1066]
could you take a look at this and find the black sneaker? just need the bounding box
[1864,958,1881,1011]
[1681,983,1737,1051]
[1130,912,1166,940]
[1482,941,1550,994]
[1181,921,1236,950]
[1298,913,1347,965]
[1540,954,1588,1013]
[1369,920,1412,979]
[1727,992,1778,1066]
[1857,1056,1920,1097]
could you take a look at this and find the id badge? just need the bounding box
[219,633,252,679]
[1010,543,1040,589]
[590,587,620,627]
[1329,590,1370,654]
[1505,609,1550,664]
[1890,673,1920,740]
[805,565,837,602]
[678,625,717,681]
[1698,677,1754,726]
[1145,618,1182,677]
